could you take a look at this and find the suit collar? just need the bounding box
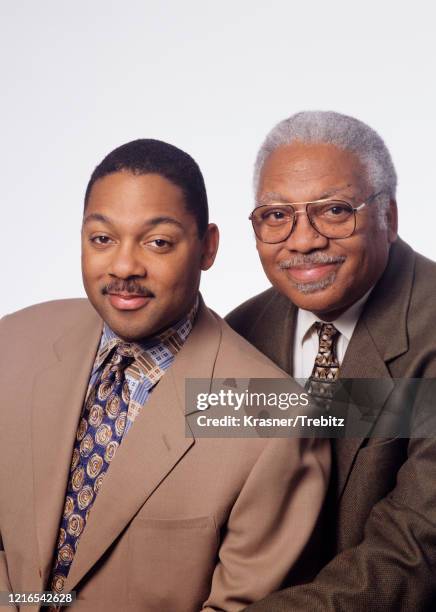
[31,298,222,593]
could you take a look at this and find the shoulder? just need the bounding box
[0,298,96,343]
[406,248,436,348]
[386,239,436,305]
[208,307,289,379]
[365,240,436,375]
[411,249,436,299]
[225,287,282,336]
[395,241,436,331]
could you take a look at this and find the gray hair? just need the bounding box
[254,111,397,226]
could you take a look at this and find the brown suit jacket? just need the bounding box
[226,238,436,612]
[0,298,329,611]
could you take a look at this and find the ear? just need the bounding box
[386,199,398,243]
[200,223,219,271]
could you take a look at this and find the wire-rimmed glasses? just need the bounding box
[249,193,381,244]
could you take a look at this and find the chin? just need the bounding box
[293,271,336,295]
[102,317,151,342]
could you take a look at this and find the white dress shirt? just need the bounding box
[292,291,371,380]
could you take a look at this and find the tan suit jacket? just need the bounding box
[0,298,329,611]
[226,238,436,611]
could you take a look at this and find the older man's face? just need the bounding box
[255,142,397,321]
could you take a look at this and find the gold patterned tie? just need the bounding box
[49,342,134,594]
[305,322,340,402]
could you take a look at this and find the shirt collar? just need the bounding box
[92,295,199,375]
[297,288,372,346]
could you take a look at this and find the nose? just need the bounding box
[108,242,147,279]
[284,209,329,252]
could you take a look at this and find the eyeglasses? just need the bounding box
[249,193,381,243]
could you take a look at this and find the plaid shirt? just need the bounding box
[84,297,198,436]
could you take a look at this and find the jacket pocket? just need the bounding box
[127,516,219,611]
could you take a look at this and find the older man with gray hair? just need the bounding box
[227,111,436,611]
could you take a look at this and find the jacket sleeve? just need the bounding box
[201,437,330,611]
[244,436,436,612]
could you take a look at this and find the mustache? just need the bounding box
[279,253,346,269]
[102,280,155,297]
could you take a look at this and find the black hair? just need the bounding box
[84,139,209,236]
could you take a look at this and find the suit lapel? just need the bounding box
[32,308,102,587]
[333,238,415,499]
[64,302,222,593]
[333,319,394,498]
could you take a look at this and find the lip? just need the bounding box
[284,262,341,283]
[108,293,152,311]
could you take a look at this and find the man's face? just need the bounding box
[82,171,218,341]
[255,142,397,321]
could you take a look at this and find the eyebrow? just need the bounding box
[83,213,185,230]
[258,192,289,206]
[258,185,354,205]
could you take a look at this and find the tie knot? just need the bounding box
[315,322,339,342]
[109,342,135,370]
[312,321,340,373]
[116,342,135,358]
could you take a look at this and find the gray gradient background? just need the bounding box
[1,1,435,317]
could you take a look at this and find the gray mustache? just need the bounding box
[279,254,346,269]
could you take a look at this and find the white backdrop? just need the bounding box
[1,1,435,317]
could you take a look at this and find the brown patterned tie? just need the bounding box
[305,322,340,403]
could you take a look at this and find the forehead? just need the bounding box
[85,171,189,221]
[257,142,368,202]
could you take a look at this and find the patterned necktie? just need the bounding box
[50,343,135,594]
[305,322,340,402]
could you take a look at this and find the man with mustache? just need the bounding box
[227,111,436,611]
[0,139,329,611]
